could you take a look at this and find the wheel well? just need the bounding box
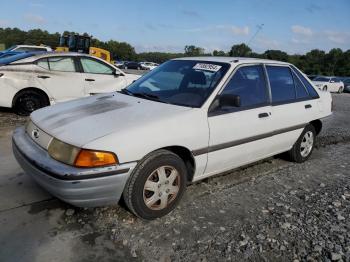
[12,87,50,108]
[310,119,322,135]
[162,146,196,183]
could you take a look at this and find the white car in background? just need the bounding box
[0,52,140,115]
[140,62,159,70]
[312,76,344,93]
[1,44,52,52]
[13,57,332,219]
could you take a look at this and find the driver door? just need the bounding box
[205,64,274,175]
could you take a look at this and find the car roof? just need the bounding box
[174,56,291,65]
[11,52,96,63]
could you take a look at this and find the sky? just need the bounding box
[0,0,349,54]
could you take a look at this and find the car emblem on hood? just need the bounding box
[32,128,40,139]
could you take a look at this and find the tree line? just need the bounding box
[1,27,349,76]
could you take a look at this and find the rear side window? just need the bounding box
[266,66,295,104]
[221,65,268,107]
[37,58,49,70]
[291,66,319,98]
[48,57,76,72]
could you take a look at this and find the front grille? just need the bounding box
[26,121,53,150]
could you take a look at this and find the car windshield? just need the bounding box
[314,76,330,82]
[124,60,230,107]
[0,52,37,65]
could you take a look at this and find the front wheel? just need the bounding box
[338,87,343,93]
[287,124,316,163]
[323,86,328,91]
[123,150,187,220]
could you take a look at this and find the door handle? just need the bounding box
[85,78,95,82]
[37,75,50,79]
[305,104,312,109]
[258,112,269,118]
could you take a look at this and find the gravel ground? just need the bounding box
[1,93,350,262]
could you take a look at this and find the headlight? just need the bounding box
[48,138,118,167]
[48,138,80,165]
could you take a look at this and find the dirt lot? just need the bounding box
[0,94,349,262]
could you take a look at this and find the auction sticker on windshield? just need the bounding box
[193,63,222,72]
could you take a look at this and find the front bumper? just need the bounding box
[12,127,137,207]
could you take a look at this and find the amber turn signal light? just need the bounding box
[74,149,118,167]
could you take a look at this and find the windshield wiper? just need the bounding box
[119,88,134,96]
[132,92,160,100]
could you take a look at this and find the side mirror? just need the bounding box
[113,70,123,77]
[219,94,241,108]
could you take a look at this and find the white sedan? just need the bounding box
[13,57,332,219]
[140,62,159,70]
[312,76,344,93]
[0,52,140,115]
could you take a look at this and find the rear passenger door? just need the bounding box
[205,64,274,176]
[266,65,319,154]
[35,56,86,102]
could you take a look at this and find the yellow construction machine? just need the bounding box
[56,34,112,63]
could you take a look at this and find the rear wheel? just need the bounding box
[14,90,48,116]
[323,86,328,91]
[123,150,187,220]
[338,87,343,93]
[287,124,316,163]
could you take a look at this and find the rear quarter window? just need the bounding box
[291,66,319,98]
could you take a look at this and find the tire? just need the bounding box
[323,86,328,91]
[287,124,316,163]
[137,66,141,70]
[14,90,48,116]
[123,149,187,220]
[338,87,343,93]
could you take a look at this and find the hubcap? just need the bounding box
[300,131,314,157]
[143,166,180,210]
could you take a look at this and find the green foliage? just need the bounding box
[229,43,252,57]
[1,27,349,76]
[184,45,205,56]
[213,50,226,56]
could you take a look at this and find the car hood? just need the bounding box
[30,93,191,148]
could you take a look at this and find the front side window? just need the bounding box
[221,65,268,108]
[48,57,76,72]
[80,58,113,74]
[266,66,296,104]
[125,60,230,107]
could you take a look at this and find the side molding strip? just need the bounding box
[192,123,306,156]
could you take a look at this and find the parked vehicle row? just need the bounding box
[12,57,332,219]
[312,76,344,93]
[115,61,159,70]
[0,52,140,115]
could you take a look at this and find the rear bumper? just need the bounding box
[12,127,137,207]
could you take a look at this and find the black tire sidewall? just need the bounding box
[126,152,187,220]
[15,91,45,116]
[293,125,316,162]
